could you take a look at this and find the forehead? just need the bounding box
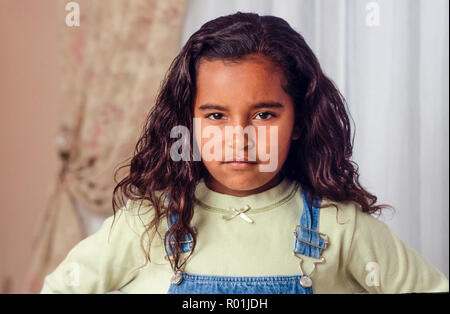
[194,54,289,107]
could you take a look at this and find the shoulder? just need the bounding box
[109,198,159,239]
[317,198,392,258]
[319,197,389,233]
[318,198,358,232]
[319,198,405,264]
[110,195,171,247]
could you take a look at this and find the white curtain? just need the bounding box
[180,0,449,277]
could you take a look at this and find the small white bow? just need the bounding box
[222,205,254,223]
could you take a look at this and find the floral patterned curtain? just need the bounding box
[24,0,187,293]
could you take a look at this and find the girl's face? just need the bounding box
[193,54,299,196]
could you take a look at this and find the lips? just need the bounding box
[222,157,258,163]
[223,161,257,170]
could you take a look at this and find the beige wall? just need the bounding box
[0,1,61,293]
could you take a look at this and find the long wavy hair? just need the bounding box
[111,12,394,274]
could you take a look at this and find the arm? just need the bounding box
[344,209,449,293]
[40,202,145,294]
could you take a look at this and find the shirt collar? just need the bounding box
[194,176,299,214]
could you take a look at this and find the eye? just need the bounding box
[254,112,276,120]
[206,113,226,121]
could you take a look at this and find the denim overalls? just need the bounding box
[165,185,328,294]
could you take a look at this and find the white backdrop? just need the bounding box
[180,0,449,277]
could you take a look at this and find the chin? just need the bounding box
[220,173,273,191]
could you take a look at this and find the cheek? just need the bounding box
[195,124,222,158]
[260,123,293,158]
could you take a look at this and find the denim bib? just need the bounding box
[165,185,328,294]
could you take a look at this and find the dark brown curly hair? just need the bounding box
[111,11,394,274]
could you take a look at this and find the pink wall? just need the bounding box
[0,1,61,293]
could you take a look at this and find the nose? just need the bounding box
[224,121,256,155]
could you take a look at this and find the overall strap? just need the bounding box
[165,194,194,256]
[294,186,328,259]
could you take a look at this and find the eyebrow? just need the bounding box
[198,101,284,111]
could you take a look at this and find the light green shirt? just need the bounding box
[41,177,449,293]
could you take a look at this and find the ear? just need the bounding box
[291,125,300,140]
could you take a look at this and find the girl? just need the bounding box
[41,12,448,294]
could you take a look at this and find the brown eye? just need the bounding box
[206,113,225,120]
[255,112,275,120]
